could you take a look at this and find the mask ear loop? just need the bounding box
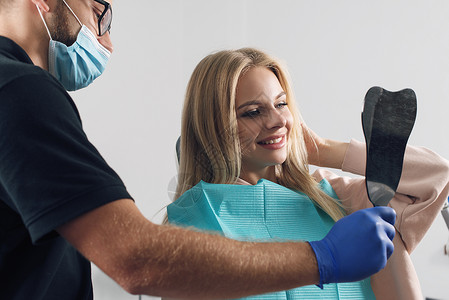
[62,0,83,27]
[35,4,53,40]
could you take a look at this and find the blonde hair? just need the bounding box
[172,48,345,222]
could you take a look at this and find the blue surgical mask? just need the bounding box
[36,1,111,91]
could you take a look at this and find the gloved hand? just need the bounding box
[308,206,396,288]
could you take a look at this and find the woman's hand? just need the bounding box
[301,123,326,166]
[301,123,348,169]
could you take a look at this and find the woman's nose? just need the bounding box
[264,109,287,129]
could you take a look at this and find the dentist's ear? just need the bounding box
[31,0,49,12]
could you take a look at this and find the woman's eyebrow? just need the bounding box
[276,91,287,99]
[236,100,262,110]
[237,92,286,110]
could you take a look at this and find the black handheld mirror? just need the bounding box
[362,86,417,206]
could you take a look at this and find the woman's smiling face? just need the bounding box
[235,66,293,181]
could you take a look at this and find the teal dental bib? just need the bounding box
[167,179,375,300]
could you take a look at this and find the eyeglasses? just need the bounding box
[93,0,112,36]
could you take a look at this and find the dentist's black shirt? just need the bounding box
[0,36,132,300]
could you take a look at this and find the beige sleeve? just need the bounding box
[312,139,449,253]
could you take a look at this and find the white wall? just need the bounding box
[72,1,449,299]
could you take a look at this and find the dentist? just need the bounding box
[0,1,396,299]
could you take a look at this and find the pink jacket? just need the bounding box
[312,139,449,300]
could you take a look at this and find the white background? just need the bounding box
[72,1,449,299]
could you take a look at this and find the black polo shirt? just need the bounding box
[0,36,132,300]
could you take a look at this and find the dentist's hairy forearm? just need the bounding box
[58,199,319,299]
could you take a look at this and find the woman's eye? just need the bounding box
[241,109,260,118]
[276,102,288,109]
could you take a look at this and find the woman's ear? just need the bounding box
[31,0,50,12]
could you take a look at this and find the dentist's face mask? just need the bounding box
[36,0,111,91]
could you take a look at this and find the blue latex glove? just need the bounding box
[308,206,396,288]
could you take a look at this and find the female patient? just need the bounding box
[167,48,449,299]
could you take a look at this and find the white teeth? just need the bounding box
[260,137,282,145]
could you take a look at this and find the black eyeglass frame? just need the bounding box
[93,0,112,36]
